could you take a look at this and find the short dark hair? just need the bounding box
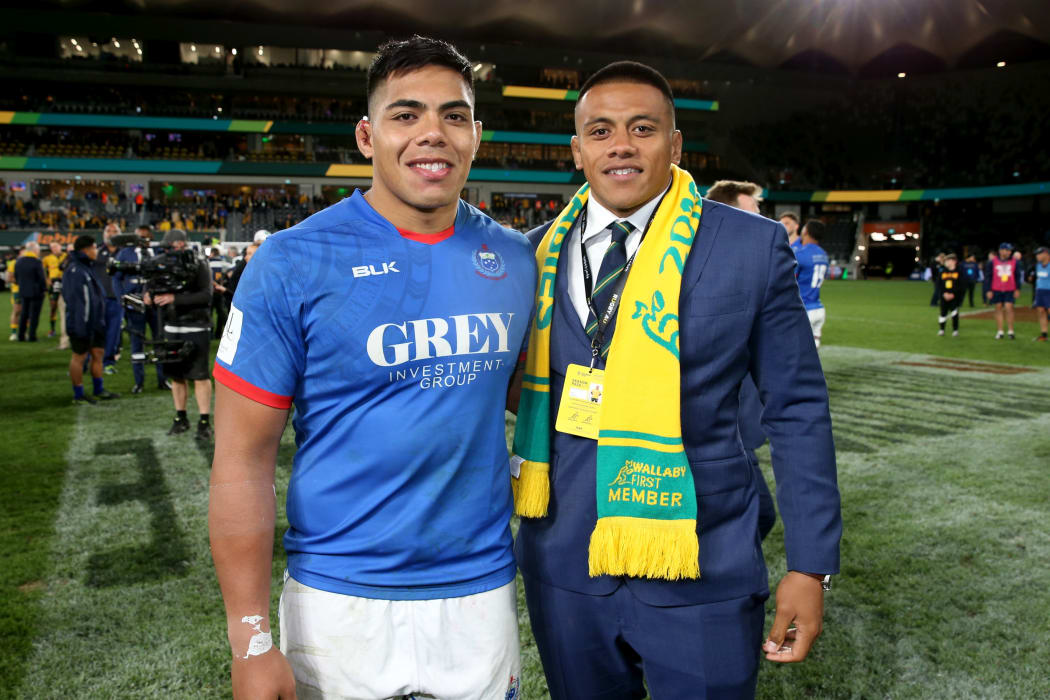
[778,212,799,224]
[74,235,96,251]
[578,61,675,110]
[366,35,474,114]
[803,219,825,242]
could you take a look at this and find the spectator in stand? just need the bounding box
[14,241,47,342]
[986,242,1023,340]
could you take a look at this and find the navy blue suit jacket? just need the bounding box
[515,198,841,606]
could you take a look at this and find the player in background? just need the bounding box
[795,220,830,348]
[985,242,1023,339]
[935,253,964,337]
[209,36,533,700]
[779,211,801,249]
[42,242,65,337]
[1033,246,1049,342]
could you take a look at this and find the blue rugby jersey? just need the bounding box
[1035,261,1050,291]
[794,242,829,311]
[215,191,536,600]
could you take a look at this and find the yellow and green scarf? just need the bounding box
[512,164,703,580]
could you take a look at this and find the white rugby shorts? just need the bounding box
[279,573,521,700]
[807,307,826,346]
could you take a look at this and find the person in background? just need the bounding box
[14,241,47,342]
[6,247,22,341]
[95,222,124,373]
[986,242,1022,340]
[145,229,213,439]
[42,241,66,337]
[796,220,830,348]
[62,235,119,404]
[113,233,168,394]
[1032,246,1049,342]
[706,180,763,215]
[224,243,257,302]
[778,211,801,249]
[961,253,981,308]
[935,253,964,337]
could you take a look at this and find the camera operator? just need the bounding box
[144,229,214,440]
[113,229,168,394]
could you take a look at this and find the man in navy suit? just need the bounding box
[513,61,841,699]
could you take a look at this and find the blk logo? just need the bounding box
[353,261,400,278]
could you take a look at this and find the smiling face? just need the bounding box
[356,64,481,231]
[571,80,682,218]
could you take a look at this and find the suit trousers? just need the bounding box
[523,573,767,700]
[18,295,43,341]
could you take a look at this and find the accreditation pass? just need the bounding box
[555,363,604,440]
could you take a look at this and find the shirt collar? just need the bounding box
[582,179,671,242]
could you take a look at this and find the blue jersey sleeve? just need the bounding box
[214,238,304,408]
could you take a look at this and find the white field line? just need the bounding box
[17,397,215,696]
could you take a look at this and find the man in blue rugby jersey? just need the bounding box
[209,36,534,700]
[795,220,830,348]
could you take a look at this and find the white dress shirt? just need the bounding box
[565,183,671,326]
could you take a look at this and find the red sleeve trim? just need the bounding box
[213,364,293,409]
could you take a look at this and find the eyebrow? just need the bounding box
[582,113,662,129]
[383,99,473,113]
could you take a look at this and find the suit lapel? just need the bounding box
[679,201,723,293]
[552,217,594,348]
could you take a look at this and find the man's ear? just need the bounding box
[356,117,374,159]
[671,129,683,166]
[570,135,583,171]
[473,120,483,159]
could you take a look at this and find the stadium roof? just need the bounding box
[22,0,1050,75]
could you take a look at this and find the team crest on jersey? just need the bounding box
[472,244,506,280]
[505,675,519,700]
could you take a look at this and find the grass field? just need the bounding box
[2,280,1049,698]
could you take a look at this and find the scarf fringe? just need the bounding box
[588,517,700,580]
[512,460,550,518]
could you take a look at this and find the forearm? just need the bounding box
[209,476,277,655]
[209,384,288,657]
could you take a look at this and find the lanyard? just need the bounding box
[578,191,667,368]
